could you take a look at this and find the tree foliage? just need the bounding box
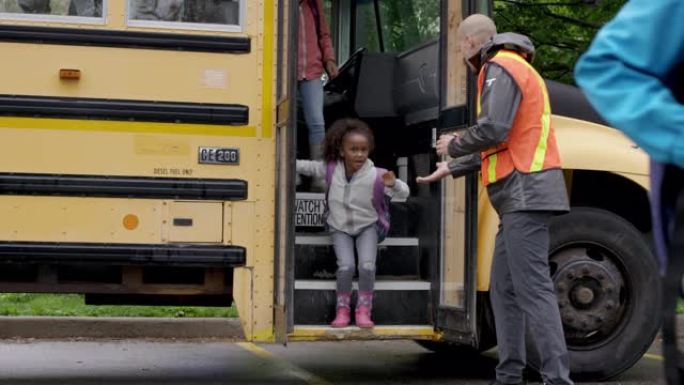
[493,0,626,84]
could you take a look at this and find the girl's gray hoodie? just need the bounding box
[296,159,410,236]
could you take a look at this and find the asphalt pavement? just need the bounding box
[0,316,675,384]
[0,338,667,384]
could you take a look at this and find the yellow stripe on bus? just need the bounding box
[0,117,257,137]
[261,0,275,138]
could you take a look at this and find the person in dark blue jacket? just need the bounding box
[574,1,684,383]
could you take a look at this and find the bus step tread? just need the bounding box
[295,246,422,280]
[293,289,431,325]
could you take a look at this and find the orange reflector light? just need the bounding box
[123,214,139,230]
[59,69,81,80]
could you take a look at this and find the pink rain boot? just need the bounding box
[330,292,351,328]
[355,291,375,328]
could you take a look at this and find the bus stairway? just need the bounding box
[293,197,430,326]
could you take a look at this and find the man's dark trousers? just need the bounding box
[490,211,573,385]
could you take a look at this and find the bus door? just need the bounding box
[274,0,298,344]
[289,0,436,339]
[433,0,479,343]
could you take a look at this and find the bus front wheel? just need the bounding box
[527,207,661,381]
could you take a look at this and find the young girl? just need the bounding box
[296,118,410,328]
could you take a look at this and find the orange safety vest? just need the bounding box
[478,50,561,186]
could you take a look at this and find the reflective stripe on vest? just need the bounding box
[478,50,560,186]
[476,80,501,182]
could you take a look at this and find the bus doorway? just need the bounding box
[288,0,479,341]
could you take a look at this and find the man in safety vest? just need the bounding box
[417,14,573,385]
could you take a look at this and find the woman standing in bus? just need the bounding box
[296,119,410,328]
[298,0,338,165]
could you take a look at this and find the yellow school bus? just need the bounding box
[0,0,659,381]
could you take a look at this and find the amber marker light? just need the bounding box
[123,214,139,230]
[59,69,81,80]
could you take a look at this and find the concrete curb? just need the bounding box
[0,317,245,339]
[1,315,681,340]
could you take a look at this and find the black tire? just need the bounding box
[527,207,661,381]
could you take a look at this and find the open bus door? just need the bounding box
[283,0,485,342]
[274,0,298,344]
[432,0,480,345]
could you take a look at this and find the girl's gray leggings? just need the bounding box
[331,226,378,293]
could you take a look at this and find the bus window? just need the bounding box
[0,0,103,20]
[377,0,439,53]
[127,0,243,31]
[354,0,440,54]
[354,0,380,53]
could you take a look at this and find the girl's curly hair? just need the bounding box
[321,118,375,162]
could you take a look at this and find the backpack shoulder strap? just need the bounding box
[372,168,391,238]
[325,161,336,190]
[372,168,388,210]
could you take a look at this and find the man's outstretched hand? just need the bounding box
[416,162,451,184]
[436,134,458,156]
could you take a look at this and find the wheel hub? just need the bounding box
[572,286,595,306]
[551,247,625,337]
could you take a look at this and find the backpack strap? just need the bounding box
[373,168,390,232]
[325,161,335,189]
[324,161,336,206]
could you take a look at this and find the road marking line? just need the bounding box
[643,353,664,361]
[236,342,333,385]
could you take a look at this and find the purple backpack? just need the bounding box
[325,162,391,242]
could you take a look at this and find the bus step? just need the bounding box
[295,241,423,279]
[294,283,430,325]
[289,325,435,341]
[295,235,418,246]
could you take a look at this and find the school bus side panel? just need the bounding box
[0,1,260,108]
[0,0,279,332]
